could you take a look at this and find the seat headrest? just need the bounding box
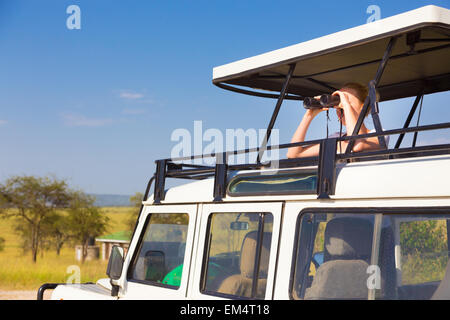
[240,231,272,279]
[324,217,373,261]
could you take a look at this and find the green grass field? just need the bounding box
[0,207,132,291]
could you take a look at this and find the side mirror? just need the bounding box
[106,245,124,280]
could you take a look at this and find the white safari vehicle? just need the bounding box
[40,5,450,300]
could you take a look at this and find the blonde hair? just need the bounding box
[342,83,366,101]
[342,82,379,117]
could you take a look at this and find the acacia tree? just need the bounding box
[0,176,71,262]
[42,212,72,256]
[67,191,109,263]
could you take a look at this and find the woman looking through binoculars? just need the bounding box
[287,82,386,158]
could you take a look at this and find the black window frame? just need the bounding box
[126,212,190,290]
[289,206,450,300]
[199,211,273,300]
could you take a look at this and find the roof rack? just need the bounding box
[150,122,450,203]
[146,7,450,204]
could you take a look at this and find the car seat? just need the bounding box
[304,217,373,299]
[218,231,272,298]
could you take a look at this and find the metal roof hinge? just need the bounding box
[317,138,337,199]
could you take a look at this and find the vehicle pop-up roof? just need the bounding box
[213,5,450,102]
[149,5,450,204]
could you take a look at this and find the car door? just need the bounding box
[120,204,198,299]
[188,202,283,300]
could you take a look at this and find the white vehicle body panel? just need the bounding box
[51,281,117,300]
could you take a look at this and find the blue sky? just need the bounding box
[0,0,449,195]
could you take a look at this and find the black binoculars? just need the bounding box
[303,94,340,109]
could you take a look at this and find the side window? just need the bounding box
[291,211,450,300]
[291,213,375,300]
[397,217,449,299]
[128,213,189,288]
[201,212,273,299]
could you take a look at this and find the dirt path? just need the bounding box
[0,290,51,300]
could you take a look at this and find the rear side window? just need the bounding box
[201,212,273,299]
[399,218,448,286]
[291,213,376,300]
[128,213,189,288]
[291,210,450,300]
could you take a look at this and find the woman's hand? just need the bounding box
[305,96,328,118]
[305,107,328,118]
[287,96,327,158]
[332,90,352,110]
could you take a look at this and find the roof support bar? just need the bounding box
[317,138,337,199]
[213,152,228,202]
[153,159,167,204]
[394,93,423,149]
[411,95,425,148]
[369,80,387,149]
[345,36,398,154]
[257,63,296,163]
